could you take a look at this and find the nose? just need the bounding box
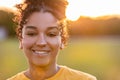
[36,33,47,47]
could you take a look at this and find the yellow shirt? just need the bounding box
[7,66,97,80]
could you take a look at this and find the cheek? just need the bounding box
[48,37,62,49]
[21,38,35,49]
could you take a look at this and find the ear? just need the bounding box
[19,41,23,49]
[60,43,64,50]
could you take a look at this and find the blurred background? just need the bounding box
[0,0,120,80]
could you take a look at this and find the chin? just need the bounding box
[31,59,51,67]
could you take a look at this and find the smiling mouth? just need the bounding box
[32,50,50,56]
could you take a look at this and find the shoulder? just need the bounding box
[60,66,97,80]
[6,71,29,80]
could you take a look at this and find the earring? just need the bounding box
[19,42,23,49]
[60,43,64,49]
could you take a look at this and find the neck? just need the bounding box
[25,64,60,80]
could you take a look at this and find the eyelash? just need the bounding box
[47,33,57,37]
[26,32,58,37]
[26,33,37,36]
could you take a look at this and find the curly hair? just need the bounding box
[15,0,69,45]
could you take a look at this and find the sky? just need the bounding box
[0,0,120,20]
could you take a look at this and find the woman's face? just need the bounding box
[20,12,63,67]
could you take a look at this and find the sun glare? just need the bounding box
[0,0,22,8]
[66,0,120,21]
[0,0,120,21]
[66,0,81,21]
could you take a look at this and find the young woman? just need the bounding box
[7,0,97,80]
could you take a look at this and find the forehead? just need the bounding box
[25,12,59,28]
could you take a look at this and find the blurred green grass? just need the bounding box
[0,37,120,80]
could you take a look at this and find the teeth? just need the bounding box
[34,51,48,55]
[36,51,45,54]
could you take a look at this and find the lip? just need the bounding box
[32,50,50,56]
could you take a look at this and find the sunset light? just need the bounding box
[0,0,120,21]
[66,0,82,21]
[0,0,22,9]
[66,0,120,21]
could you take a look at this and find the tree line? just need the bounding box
[0,8,120,38]
[0,8,16,37]
[68,16,120,37]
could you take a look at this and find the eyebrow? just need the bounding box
[25,26,37,30]
[47,26,59,30]
[24,26,59,31]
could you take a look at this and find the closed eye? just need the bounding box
[26,33,37,36]
[47,32,58,37]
